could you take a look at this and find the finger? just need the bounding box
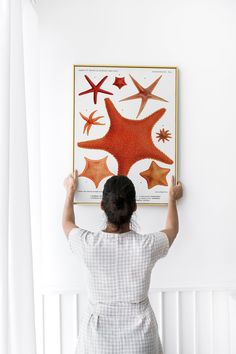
[171,175,175,186]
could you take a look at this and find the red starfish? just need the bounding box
[120,75,168,118]
[78,75,113,104]
[156,128,172,143]
[113,77,127,89]
[77,98,173,175]
[79,110,105,136]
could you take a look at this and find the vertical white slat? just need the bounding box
[211,291,214,354]
[59,295,62,354]
[162,291,179,354]
[229,292,236,354]
[196,291,213,354]
[42,295,45,354]
[179,291,195,354]
[76,294,80,338]
[44,294,61,354]
[193,290,197,354]
[176,291,180,354]
[160,292,164,346]
[61,294,78,354]
[212,291,230,354]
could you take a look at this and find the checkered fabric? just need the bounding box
[68,228,169,354]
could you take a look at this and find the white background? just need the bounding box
[37,0,236,292]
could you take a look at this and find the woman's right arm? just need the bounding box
[160,176,183,247]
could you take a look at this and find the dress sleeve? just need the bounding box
[150,231,170,263]
[67,226,90,257]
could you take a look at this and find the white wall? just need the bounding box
[37,0,236,292]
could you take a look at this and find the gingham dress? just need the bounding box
[68,227,169,354]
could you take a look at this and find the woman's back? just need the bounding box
[68,227,169,304]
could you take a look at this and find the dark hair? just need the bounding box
[101,175,136,230]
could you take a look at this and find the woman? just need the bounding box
[62,170,183,353]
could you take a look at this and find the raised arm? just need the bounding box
[160,175,183,247]
[62,170,78,238]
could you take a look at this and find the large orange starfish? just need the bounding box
[79,156,114,188]
[78,75,113,104]
[77,98,173,176]
[140,161,170,188]
[120,75,168,118]
[79,110,105,136]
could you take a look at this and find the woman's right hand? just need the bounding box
[169,175,183,201]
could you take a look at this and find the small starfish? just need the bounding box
[120,75,168,118]
[79,110,105,136]
[140,161,170,188]
[113,77,127,89]
[156,128,172,143]
[79,156,114,188]
[78,75,113,104]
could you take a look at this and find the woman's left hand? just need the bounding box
[63,170,78,195]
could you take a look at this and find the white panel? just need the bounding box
[213,291,230,354]
[162,291,179,354]
[61,294,78,354]
[43,294,61,354]
[41,289,236,354]
[195,291,213,354]
[229,293,236,354]
[179,291,195,354]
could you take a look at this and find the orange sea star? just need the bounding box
[140,161,170,188]
[77,98,173,176]
[78,75,113,104]
[156,128,172,143]
[120,75,168,118]
[79,156,114,188]
[79,110,105,136]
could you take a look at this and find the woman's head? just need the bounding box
[101,175,137,231]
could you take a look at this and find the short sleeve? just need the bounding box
[150,231,170,262]
[67,226,90,257]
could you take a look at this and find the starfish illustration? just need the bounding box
[140,161,170,188]
[78,75,113,104]
[77,98,173,176]
[156,128,172,143]
[79,156,114,188]
[120,75,168,118]
[113,77,127,89]
[79,110,105,136]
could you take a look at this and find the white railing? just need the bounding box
[39,287,236,354]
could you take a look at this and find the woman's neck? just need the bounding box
[103,222,131,233]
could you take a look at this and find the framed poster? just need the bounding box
[72,64,178,205]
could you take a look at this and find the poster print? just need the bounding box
[73,65,178,205]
